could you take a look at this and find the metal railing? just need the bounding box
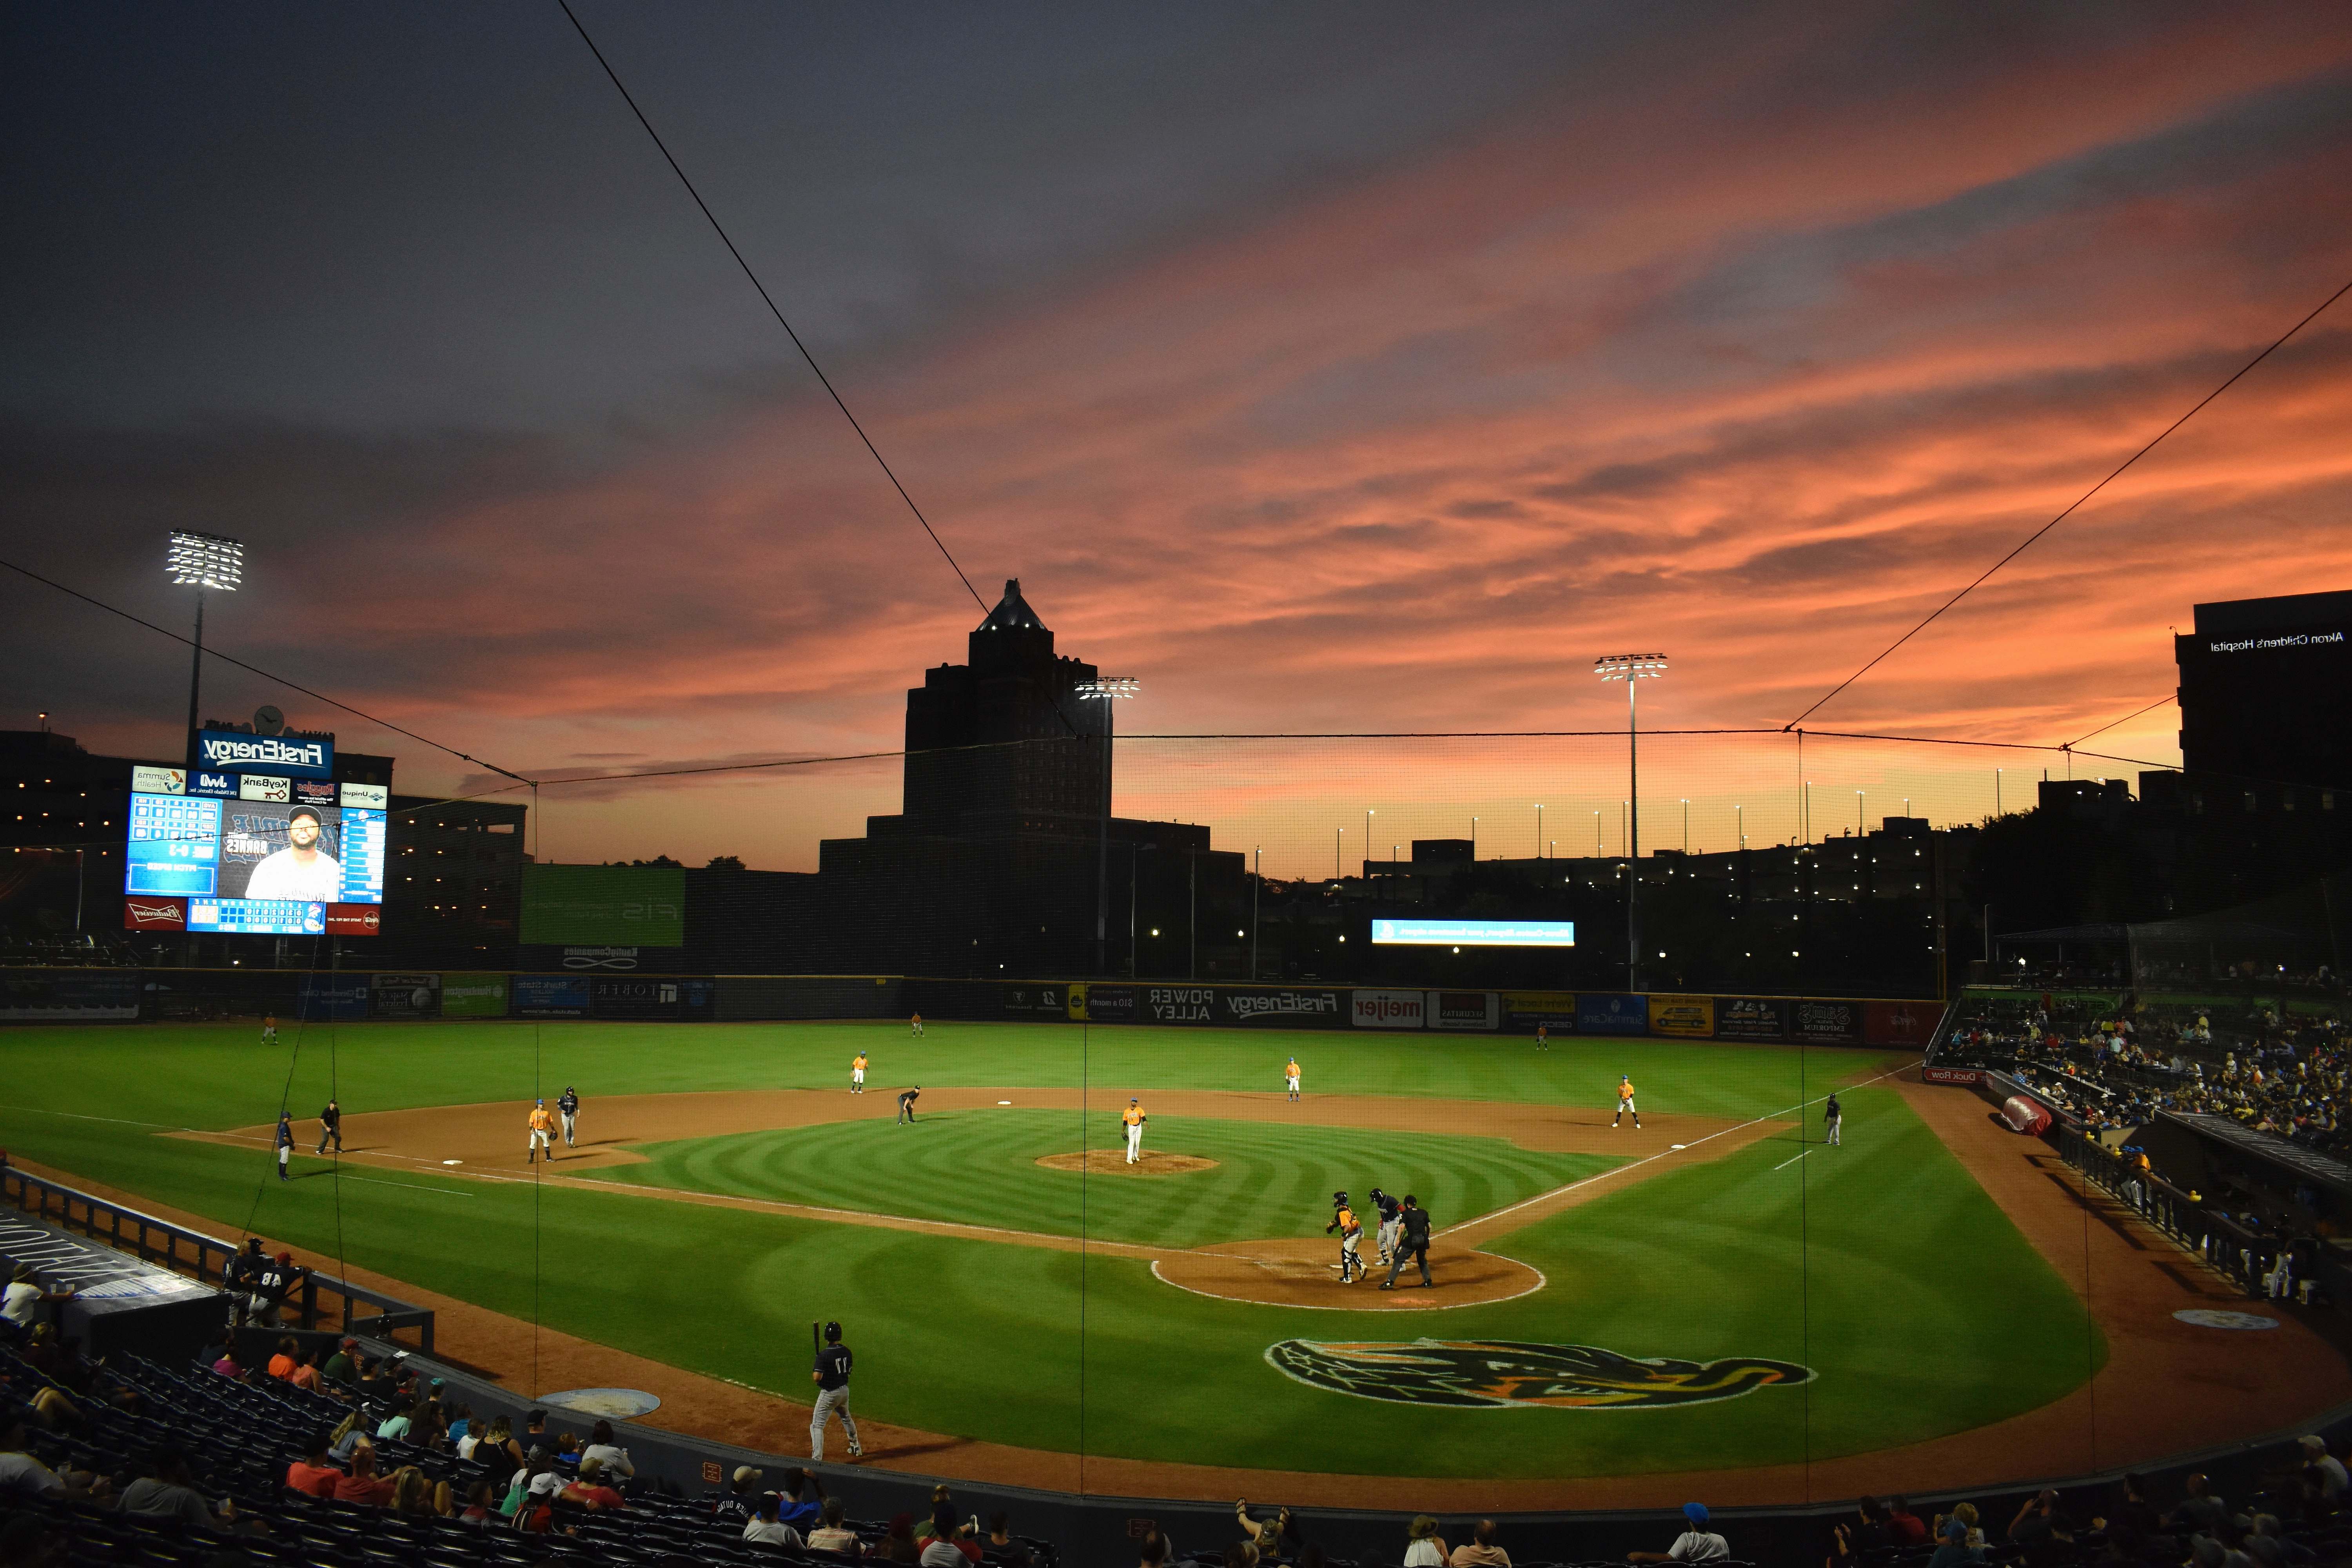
[0,1165,435,1349]
[2057,1132,2292,1300]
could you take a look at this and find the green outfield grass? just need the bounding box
[593,1109,1621,1248]
[0,1020,2099,1481]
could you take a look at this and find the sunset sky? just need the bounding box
[6,3,2351,874]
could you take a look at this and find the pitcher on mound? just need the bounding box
[1122,1098,1147,1163]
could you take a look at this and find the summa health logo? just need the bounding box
[1265,1338,1813,1410]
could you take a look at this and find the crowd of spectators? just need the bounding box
[1940,997,2351,1160]
[1823,1451,2352,1568]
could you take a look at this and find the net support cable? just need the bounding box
[1786,270,2352,730]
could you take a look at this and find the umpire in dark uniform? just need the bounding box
[896,1087,920,1125]
[316,1099,343,1155]
[1380,1195,1433,1289]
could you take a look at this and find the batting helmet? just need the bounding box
[1332,1190,1348,1205]
[823,1321,843,1344]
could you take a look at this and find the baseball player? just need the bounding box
[1122,1098,1147,1163]
[1535,1021,1549,1051]
[1325,1191,1366,1283]
[910,1012,924,1038]
[1285,1057,1301,1102]
[1824,1092,1842,1147]
[1369,1186,1403,1269]
[275,1111,294,1181]
[851,1052,868,1095]
[315,1098,342,1155]
[1613,1075,1641,1129]
[897,1086,920,1124]
[527,1100,556,1162]
[261,1013,278,1045]
[810,1320,862,1461]
[558,1085,581,1147]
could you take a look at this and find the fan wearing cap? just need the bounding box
[243,805,343,903]
[1628,1503,1728,1564]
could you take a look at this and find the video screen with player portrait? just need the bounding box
[124,791,386,935]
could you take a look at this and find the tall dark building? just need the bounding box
[2176,590,2352,787]
[815,580,1243,978]
[898,579,1110,833]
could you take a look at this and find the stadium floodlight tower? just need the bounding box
[1594,652,1667,991]
[1075,676,1139,975]
[167,531,242,768]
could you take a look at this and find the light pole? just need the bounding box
[1336,827,1343,880]
[1737,804,1745,849]
[1857,790,1865,836]
[1365,809,1374,876]
[167,532,243,768]
[1595,652,1667,992]
[1250,846,1260,980]
[1470,816,1478,858]
[1535,804,1544,858]
[1681,798,1689,854]
[1594,809,1602,856]
[1996,768,2003,817]
[1075,675,1138,976]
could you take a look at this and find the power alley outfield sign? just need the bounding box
[1267,1339,1815,1409]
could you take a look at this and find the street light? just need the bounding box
[167,531,242,767]
[1595,652,1667,992]
[1075,676,1138,977]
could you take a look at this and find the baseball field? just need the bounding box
[3,1017,2336,1503]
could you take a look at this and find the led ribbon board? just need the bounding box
[1370,919,1575,947]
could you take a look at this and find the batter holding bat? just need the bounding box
[809,1319,861,1461]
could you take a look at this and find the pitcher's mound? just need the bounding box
[1154,1238,1543,1309]
[1036,1150,1218,1176]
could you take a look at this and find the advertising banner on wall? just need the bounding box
[1429,991,1499,1031]
[520,864,686,948]
[1793,998,1862,1044]
[1005,985,1067,1015]
[369,974,441,1020]
[1864,1000,1938,1047]
[1647,994,1715,1038]
[1144,985,1216,1024]
[196,728,333,779]
[514,976,591,1017]
[1501,991,1579,1031]
[123,897,187,932]
[296,977,370,1021]
[440,973,510,1018]
[1352,989,1427,1029]
[1067,984,1137,1023]
[1713,996,1788,1040]
[0,971,142,1022]
[590,977,715,1020]
[1577,993,1648,1034]
[1921,1065,1984,1085]
[1223,989,1345,1026]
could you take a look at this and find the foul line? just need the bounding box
[1773,1149,1813,1172]
[1446,1059,1919,1240]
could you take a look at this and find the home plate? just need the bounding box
[443,1160,463,1165]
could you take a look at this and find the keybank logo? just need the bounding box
[197,731,332,777]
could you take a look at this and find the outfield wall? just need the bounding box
[0,965,1942,1044]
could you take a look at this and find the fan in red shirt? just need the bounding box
[285,1429,342,1499]
[1884,1498,1929,1547]
[561,1457,629,1511]
[332,1446,394,1506]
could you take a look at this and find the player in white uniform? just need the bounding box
[242,806,342,902]
[1285,1057,1301,1102]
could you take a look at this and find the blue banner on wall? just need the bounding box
[295,977,369,1021]
[513,976,591,1018]
[1576,992,1648,1034]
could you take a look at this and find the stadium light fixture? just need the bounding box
[1075,676,1138,978]
[1596,652,1665,991]
[166,531,242,769]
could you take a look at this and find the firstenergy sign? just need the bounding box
[195,729,334,778]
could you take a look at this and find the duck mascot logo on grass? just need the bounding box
[1265,1338,1813,1409]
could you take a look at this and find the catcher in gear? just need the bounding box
[1325,1190,1366,1283]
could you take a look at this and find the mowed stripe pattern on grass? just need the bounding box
[592,1109,1621,1250]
